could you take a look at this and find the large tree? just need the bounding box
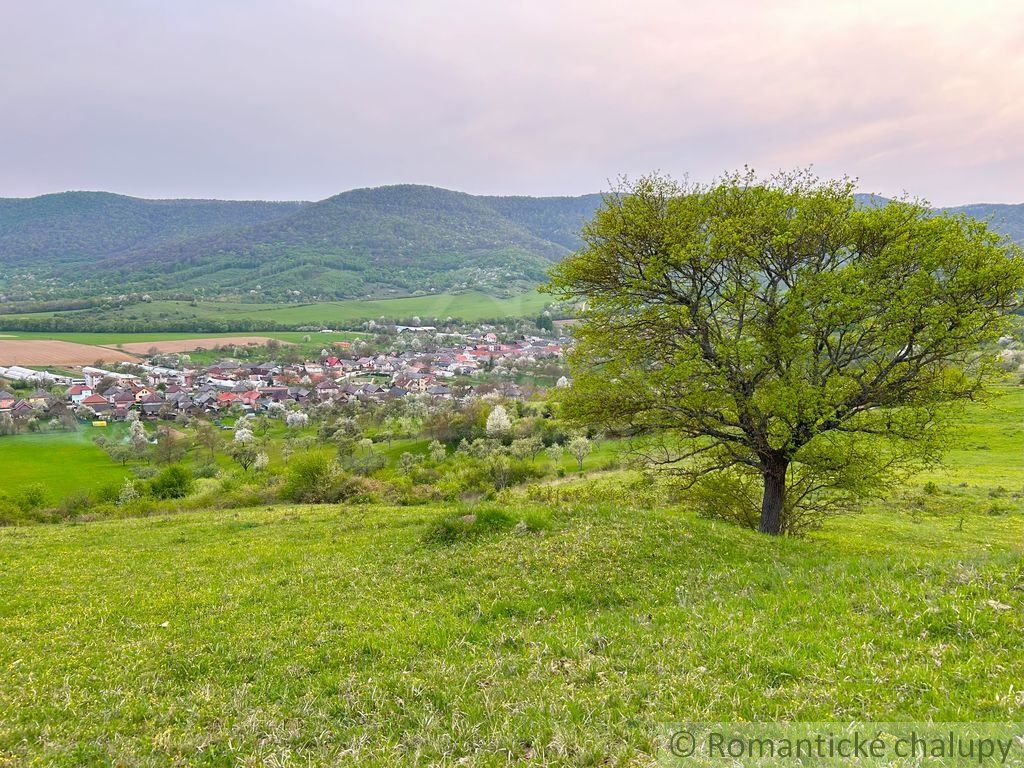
[548,171,1024,534]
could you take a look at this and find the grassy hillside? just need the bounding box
[0,389,1022,764]
[0,425,131,499]
[1,503,1022,766]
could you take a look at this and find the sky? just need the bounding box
[2,0,1022,205]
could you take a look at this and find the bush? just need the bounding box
[0,499,36,526]
[58,489,95,517]
[16,483,48,512]
[193,463,219,479]
[280,452,335,503]
[321,473,393,504]
[149,465,195,499]
[425,507,515,544]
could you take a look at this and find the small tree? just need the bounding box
[399,452,420,473]
[195,422,221,460]
[117,478,139,505]
[428,440,447,463]
[228,442,261,472]
[486,404,512,437]
[548,171,1024,533]
[153,427,185,465]
[546,443,564,466]
[285,411,309,429]
[568,435,592,471]
[150,464,194,499]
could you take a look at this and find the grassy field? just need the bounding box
[0,390,1021,764]
[1,503,1022,765]
[0,425,131,501]
[0,330,364,346]
[0,290,551,329]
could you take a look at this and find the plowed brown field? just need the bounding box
[112,336,278,354]
[0,341,139,366]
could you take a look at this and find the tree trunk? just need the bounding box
[759,459,788,535]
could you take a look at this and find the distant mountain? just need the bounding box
[0,186,1019,305]
[944,203,1024,244]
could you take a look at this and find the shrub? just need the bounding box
[321,472,392,504]
[424,507,515,544]
[0,499,35,526]
[58,490,95,517]
[149,465,194,499]
[16,484,48,512]
[281,452,335,503]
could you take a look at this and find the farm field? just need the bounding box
[0,331,366,361]
[0,339,139,366]
[0,290,552,330]
[112,336,279,354]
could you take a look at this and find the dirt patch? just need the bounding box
[0,340,139,366]
[110,336,282,354]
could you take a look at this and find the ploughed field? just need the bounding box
[111,335,279,354]
[0,339,138,366]
[0,335,286,365]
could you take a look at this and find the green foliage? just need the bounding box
[148,464,194,500]
[549,171,1024,534]
[280,452,335,503]
[15,483,48,512]
[423,507,516,544]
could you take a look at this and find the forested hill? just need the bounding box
[0,186,604,302]
[0,192,304,268]
[0,186,1020,304]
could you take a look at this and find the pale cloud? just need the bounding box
[0,0,1021,204]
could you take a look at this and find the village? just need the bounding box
[0,330,567,427]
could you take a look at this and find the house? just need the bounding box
[25,389,53,408]
[0,390,18,410]
[314,380,340,398]
[67,384,93,404]
[10,400,35,420]
[80,393,112,414]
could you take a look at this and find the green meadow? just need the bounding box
[0,388,1021,764]
[1,503,1022,765]
[0,330,364,347]
[0,290,552,331]
[0,425,131,501]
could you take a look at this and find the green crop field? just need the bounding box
[0,331,364,349]
[0,290,552,332]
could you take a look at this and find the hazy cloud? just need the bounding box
[2,0,1022,203]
